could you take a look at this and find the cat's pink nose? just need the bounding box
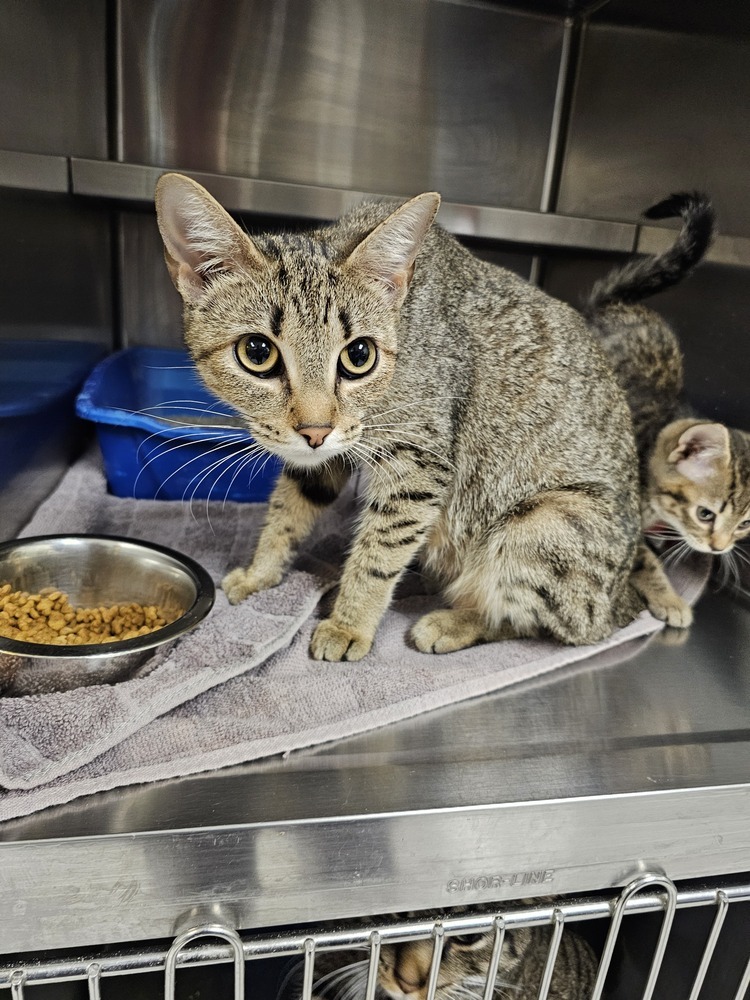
[297,425,333,448]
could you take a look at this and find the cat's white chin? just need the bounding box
[277,442,348,470]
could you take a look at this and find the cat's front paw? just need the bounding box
[222,566,282,604]
[310,619,373,661]
[648,594,693,629]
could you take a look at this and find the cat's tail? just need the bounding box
[585,191,715,313]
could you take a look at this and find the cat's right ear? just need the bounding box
[154,173,266,305]
[668,421,731,481]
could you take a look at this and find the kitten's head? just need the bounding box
[154,174,439,470]
[377,928,533,1000]
[648,418,750,553]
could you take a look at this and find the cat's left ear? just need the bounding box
[345,192,441,307]
[668,422,730,481]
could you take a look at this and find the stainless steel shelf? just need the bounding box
[3,152,750,264]
[0,150,68,194]
[0,585,749,954]
[69,158,636,253]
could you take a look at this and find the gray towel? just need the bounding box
[0,452,708,820]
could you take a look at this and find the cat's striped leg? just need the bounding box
[310,485,444,661]
[223,462,349,604]
[630,542,693,628]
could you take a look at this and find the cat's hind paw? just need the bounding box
[412,608,490,654]
[222,566,281,604]
[310,619,373,661]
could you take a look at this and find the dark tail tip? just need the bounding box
[644,190,714,223]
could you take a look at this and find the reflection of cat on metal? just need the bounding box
[155,172,643,660]
[586,191,750,627]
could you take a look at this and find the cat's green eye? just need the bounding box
[235,335,281,377]
[338,338,377,378]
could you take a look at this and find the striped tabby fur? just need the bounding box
[286,923,598,1000]
[156,173,642,660]
[586,192,750,626]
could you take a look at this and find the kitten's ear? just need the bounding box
[668,422,730,481]
[154,173,266,305]
[345,192,441,306]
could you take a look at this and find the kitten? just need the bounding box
[155,173,642,660]
[586,192,750,626]
[288,923,597,1000]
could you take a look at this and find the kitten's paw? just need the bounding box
[657,625,691,647]
[412,609,488,654]
[310,619,373,661]
[649,595,693,629]
[222,566,282,604]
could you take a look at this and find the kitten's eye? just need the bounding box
[235,335,281,377]
[737,519,750,531]
[450,933,485,948]
[696,506,715,523]
[338,338,377,378]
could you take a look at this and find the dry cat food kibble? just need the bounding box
[0,583,180,646]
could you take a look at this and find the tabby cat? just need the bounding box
[155,173,642,660]
[287,922,597,1000]
[586,191,750,626]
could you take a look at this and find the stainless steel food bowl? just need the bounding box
[0,535,215,695]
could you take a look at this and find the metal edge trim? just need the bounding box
[69,158,636,252]
[0,150,69,194]
[4,152,750,263]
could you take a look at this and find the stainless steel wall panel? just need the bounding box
[0,191,113,536]
[0,193,112,341]
[0,0,107,158]
[118,0,565,209]
[119,211,184,347]
[594,0,750,40]
[557,25,750,235]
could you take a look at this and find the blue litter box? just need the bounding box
[76,347,282,501]
[0,339,105,485]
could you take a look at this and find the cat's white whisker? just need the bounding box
[192,442,267,525]
[140,435,251,500]
[181,444,262,527]
[275,959,304,1000]
[644,527,682,541]
[340,970,369,1000]
[130,399,239,422]
[248,449,280,490]
[348,442,394,492]
[134,421,246,461]
[222,445,271,509]
[731,544,750,568]
[367,396,468,424]
[313,959,369,1000]
[661,540,692,572]
[375,431,456,474]
[142,363,196,370]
